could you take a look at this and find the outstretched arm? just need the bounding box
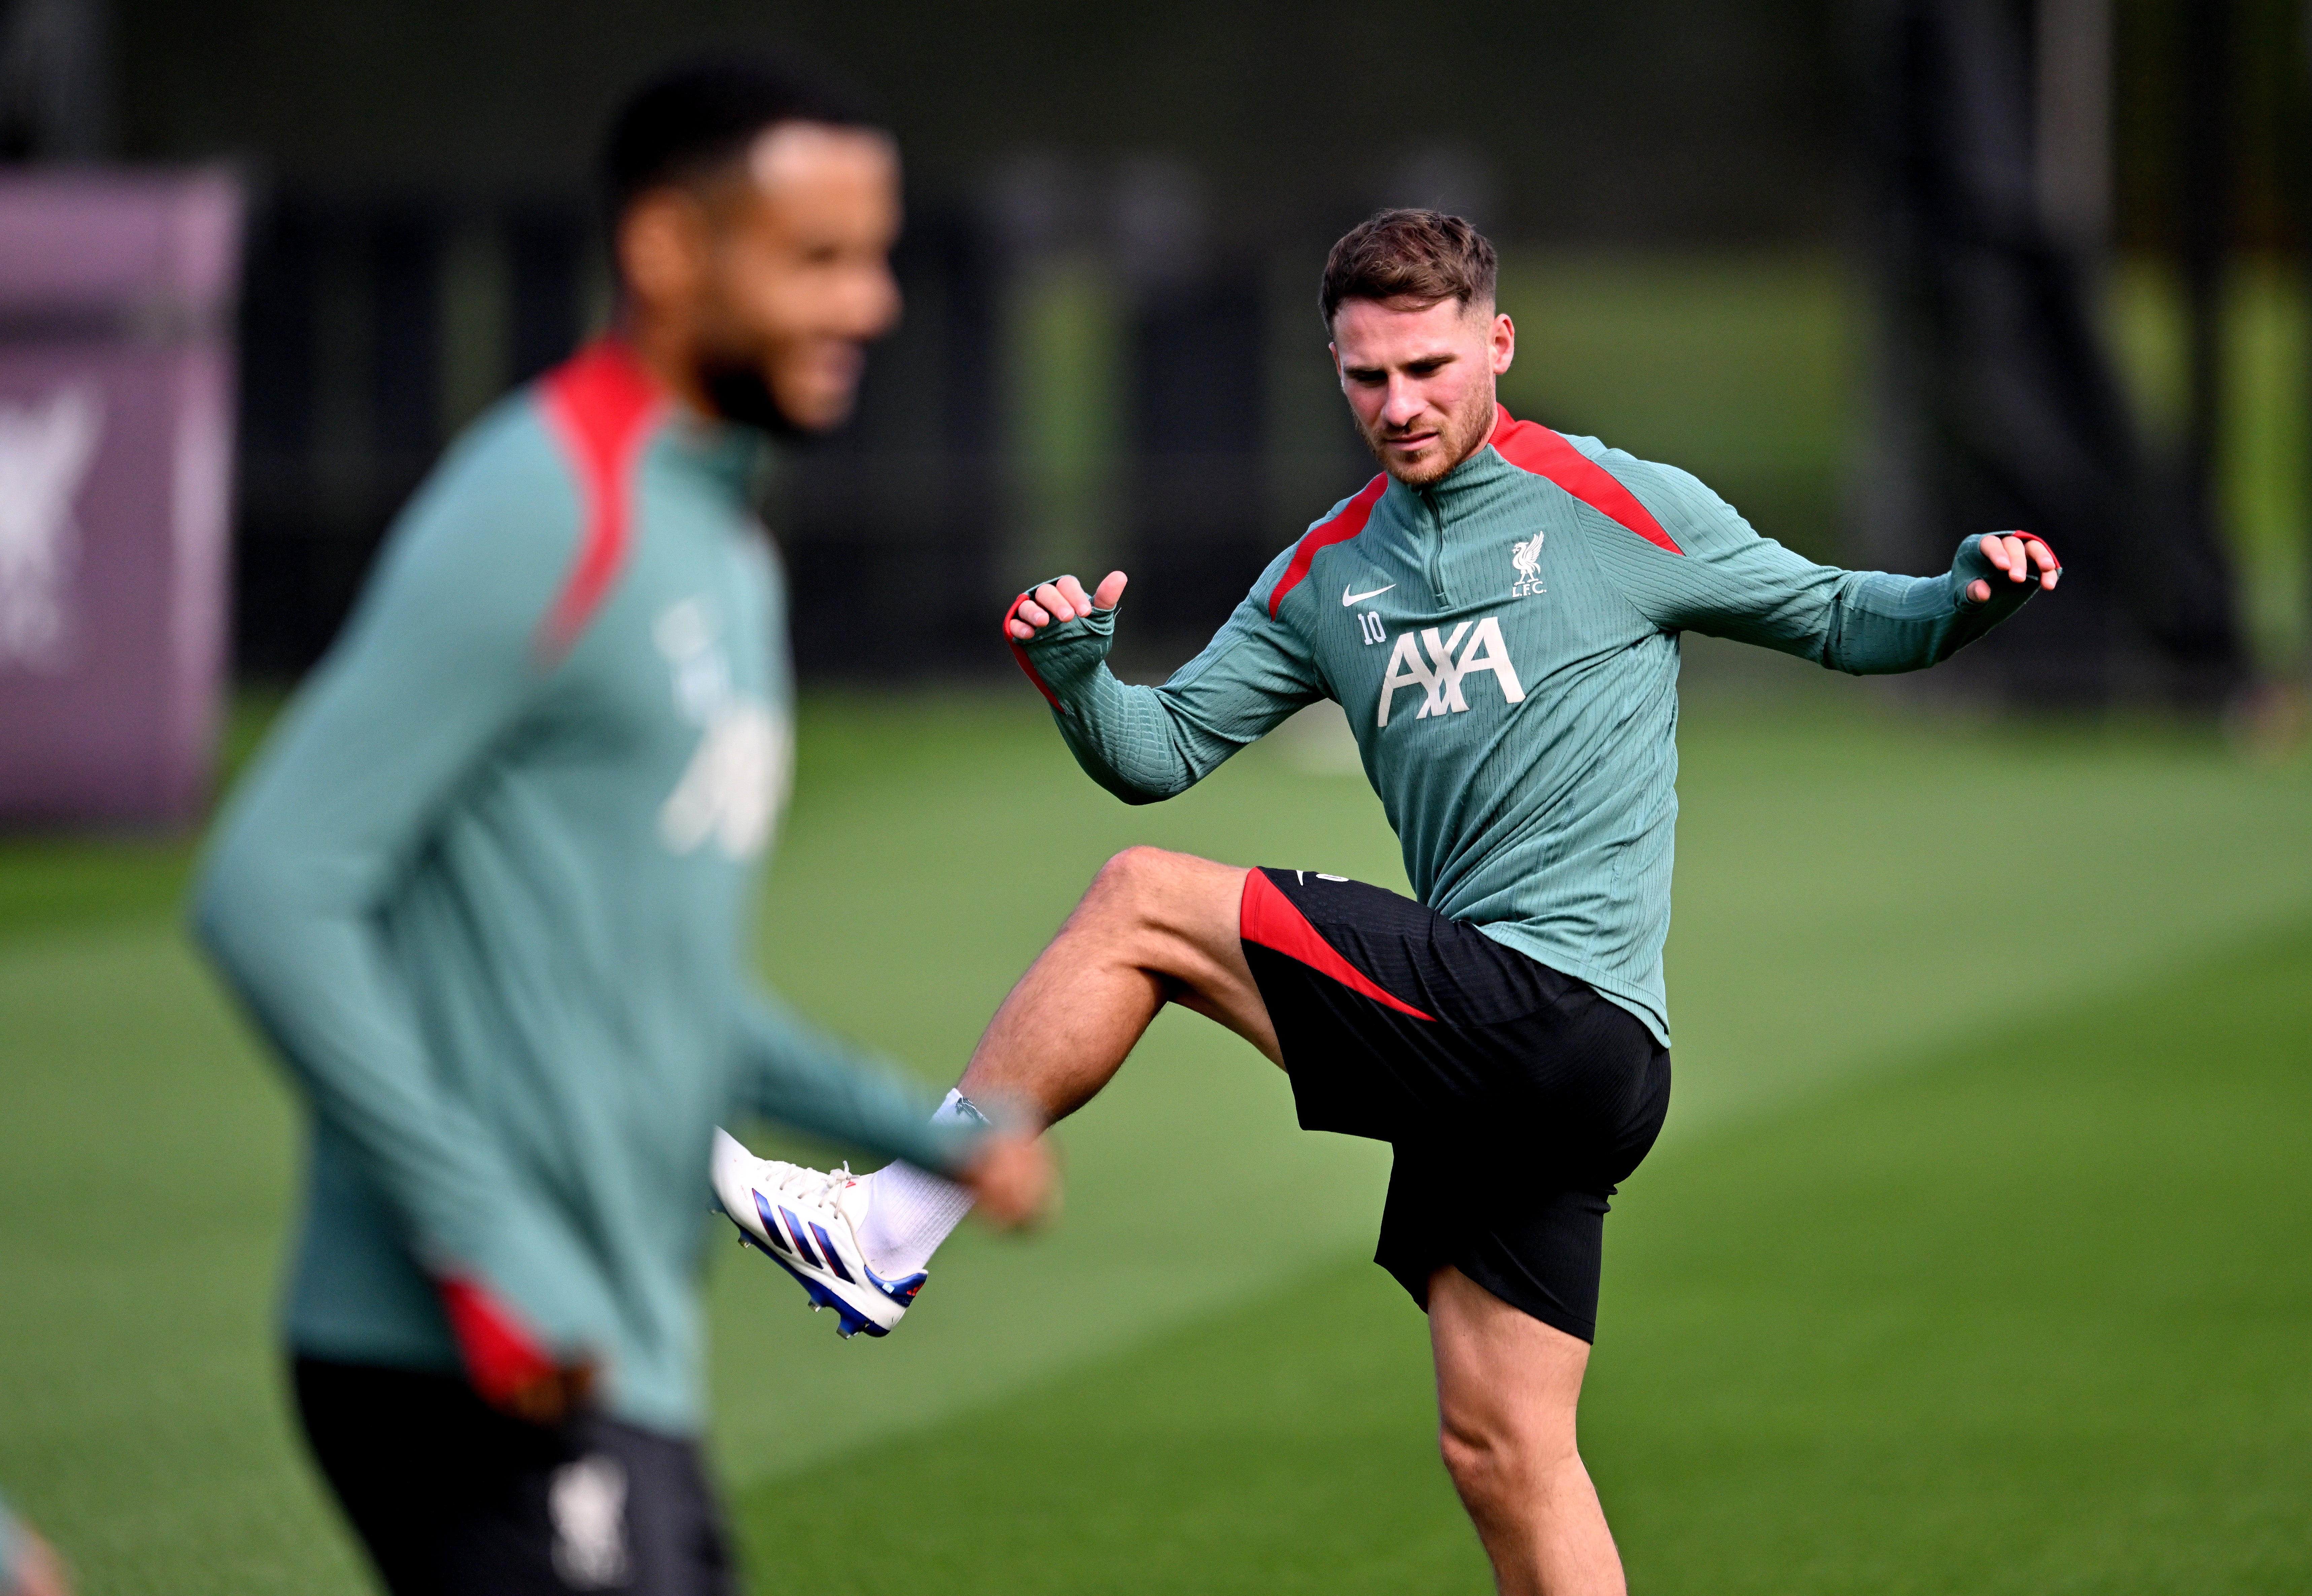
[1587,454,2059,673]
[1006,562,1328,802]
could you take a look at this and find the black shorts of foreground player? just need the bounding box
[817,210,2064,1596]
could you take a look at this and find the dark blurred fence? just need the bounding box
[236,192,594,674]
[1124,273,1272,646]
[1856,0,2299,706]
[775,206,1008,678]
[232,186,1359,681]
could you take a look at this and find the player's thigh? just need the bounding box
[1087,846,1276,1058]
[1427,1265,1590,1453]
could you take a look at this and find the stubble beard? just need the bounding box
[1359,385,1497,487]
[690,285,846,439]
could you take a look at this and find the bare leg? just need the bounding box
[956,851,1626,1592]
[955,847,1275,1123]
[1429,1267,1626,1596]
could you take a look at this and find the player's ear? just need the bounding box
[617,190,708,312]
[1490,312,1515,376]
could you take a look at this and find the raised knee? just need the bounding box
[1088,845,1177,904]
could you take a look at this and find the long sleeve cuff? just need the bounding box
[1013,599,1119,714]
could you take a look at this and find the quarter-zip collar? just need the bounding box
[1424,413,1518,506]
[1383,420,1515,607]
[662,405,769,507]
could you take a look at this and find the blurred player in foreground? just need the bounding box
[0,1495,69,1596]
[195,54,1049,1596]
[722,210,2059,1594]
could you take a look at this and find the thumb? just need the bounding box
[1093,570,1129,609]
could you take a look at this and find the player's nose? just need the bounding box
[841,264,902,340]
[1380,377,1426,428]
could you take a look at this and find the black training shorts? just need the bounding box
[1239,867,1672,1343]
[294,1358,735,1596]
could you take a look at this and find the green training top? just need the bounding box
[194,341,974,1435]
[1011,407,2044,1045]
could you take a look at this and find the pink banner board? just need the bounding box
[0,169,241,827]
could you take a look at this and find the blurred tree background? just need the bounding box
[9,0,2306,695]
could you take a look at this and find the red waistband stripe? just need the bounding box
[1240,869,1435,1022]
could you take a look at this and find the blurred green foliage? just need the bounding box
[1490,252,2308,667]
[1496,253,1853,561]
[2112,257,2312,671]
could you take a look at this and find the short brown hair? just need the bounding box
[1319,209,1498,325]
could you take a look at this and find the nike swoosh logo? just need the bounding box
[1342,583,1395,606]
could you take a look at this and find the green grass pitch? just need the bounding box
[2,679,2308,1594]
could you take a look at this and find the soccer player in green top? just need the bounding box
[194,55,1048,1595]
[724,209,2062,1595]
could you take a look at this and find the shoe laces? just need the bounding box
[755,1158,853,1212]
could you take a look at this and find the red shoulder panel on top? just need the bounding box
[1489,406,1684,556]
[535,339,668,660]
[1268,473,1388,618]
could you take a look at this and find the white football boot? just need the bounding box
[709,1128,927,1339]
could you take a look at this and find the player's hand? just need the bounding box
[491,1355,597,1427]
[1007,571,1128,639]
[9,1526,73,1596]
[1966,533,2060,602]
[956,1129,1057,1228]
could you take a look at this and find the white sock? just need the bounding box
[855,1090,981,1278]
